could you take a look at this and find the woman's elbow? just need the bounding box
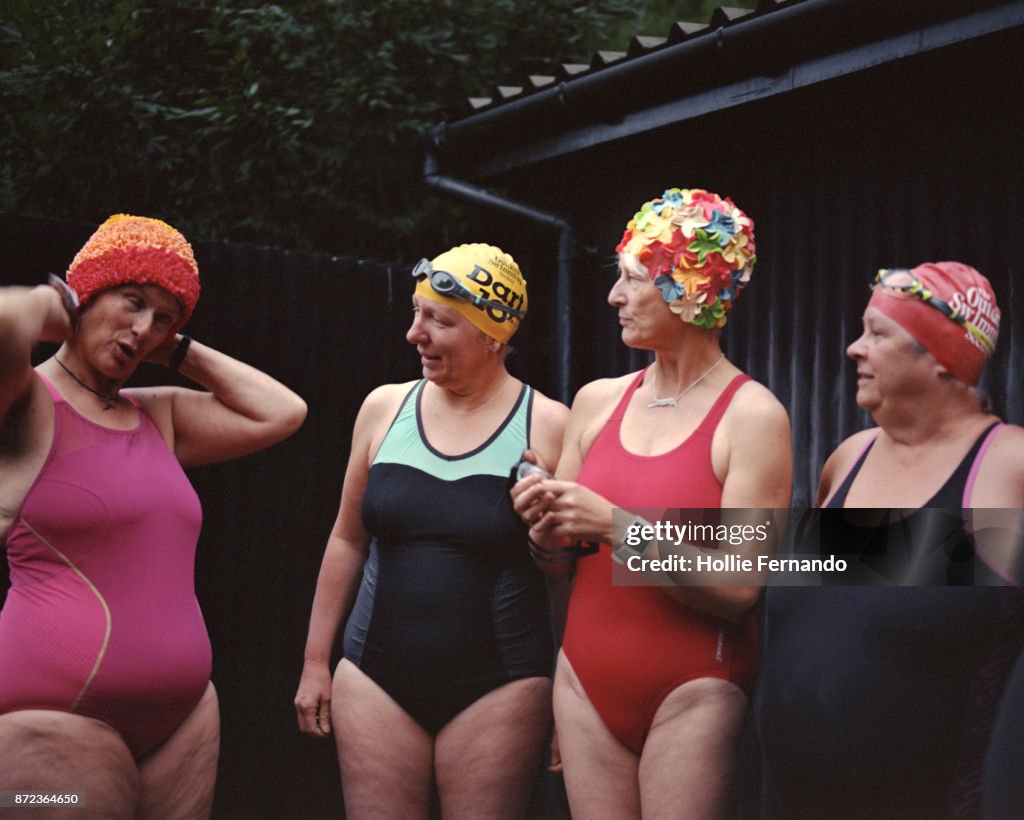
[266,392,308,441]
[717,585,764,623]
[283,395,308,434]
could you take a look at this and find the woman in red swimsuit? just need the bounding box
[0,215,306,818]
[513,188,792,818]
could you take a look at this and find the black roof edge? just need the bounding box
[431,0,1020,160]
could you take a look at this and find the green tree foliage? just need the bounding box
[1,0,747,259]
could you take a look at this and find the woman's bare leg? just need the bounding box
[136,682,220,820]
[0,710,138,819]
[331,659,433,820]
[435,676,552,819]
[640,677,748,820]
[552,652,641,820]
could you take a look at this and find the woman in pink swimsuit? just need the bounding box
[513,189,792,818]
[0,215,306,818]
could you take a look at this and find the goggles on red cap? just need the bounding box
[869,262,999,387]
[874,269,995,356]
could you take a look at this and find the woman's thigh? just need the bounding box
[434,676,552,820]
[639,677,748,820]
[331,659,434,820]
[0,710,138,819]
[136,681,220,820]
[552,652,641,820]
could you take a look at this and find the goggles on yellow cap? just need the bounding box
[412,258,524,319]
[412,244,527,344]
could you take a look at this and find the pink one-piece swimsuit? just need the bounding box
[0,374,211,758]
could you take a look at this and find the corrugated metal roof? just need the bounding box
[431,0,1024,181]
[461,1,777,115]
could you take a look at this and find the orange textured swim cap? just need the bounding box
[67,214,200,331]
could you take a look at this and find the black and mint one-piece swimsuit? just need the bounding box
[343,380,553,734]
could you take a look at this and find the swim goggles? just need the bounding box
[412,258,524,318]
[505,457,599,563]
[874,268,995,356]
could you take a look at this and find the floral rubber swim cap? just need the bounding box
[616,188,756,329]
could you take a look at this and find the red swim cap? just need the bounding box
[869,261,999,387]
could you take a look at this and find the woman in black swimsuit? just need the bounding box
[294,244,568,819]
[755,261,1024,819]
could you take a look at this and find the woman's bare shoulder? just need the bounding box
[970,422,1024,506]
[356,381,418,432]
[726,378,790,427]
[363,380,417,407]
[571,372,638,417]
[527,387,570,428]
[828,428,880,463]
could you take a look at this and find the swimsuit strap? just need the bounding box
[36,370,63,402]
[415,379,530,462]
[374,379,531,481]
[607,369,648,423]
[37,369,143,411]
[962,422,1004,508]
[586,370,751,470]
[694,374,752,436]
[828,421,1002,509]
[608,368,750,428]
[825,435,879,509]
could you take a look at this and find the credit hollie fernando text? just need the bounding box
[621,552,849,573]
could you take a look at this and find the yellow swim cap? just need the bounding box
[414,244,527,344]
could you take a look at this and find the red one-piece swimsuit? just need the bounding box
[561,369,759,753]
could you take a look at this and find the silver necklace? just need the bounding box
[54,356,120,410]
[648,354,725,408]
